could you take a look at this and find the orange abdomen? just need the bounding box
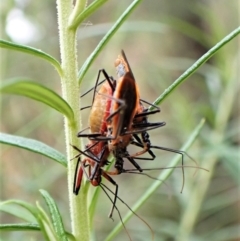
[89,82,113,134]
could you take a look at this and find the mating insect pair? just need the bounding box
[72,50,166,219]
[72,50,193,219]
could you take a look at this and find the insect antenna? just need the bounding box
[99,183,132,241]
[124,165,209,172]
[126,142,197,193]
[121,171,173,199]
[100,182,154,241]
[124,165,209,193]
[150,145,200,192]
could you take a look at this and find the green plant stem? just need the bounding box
[56,0,90,240]
[69,0,88,27]
[177,54,238,241]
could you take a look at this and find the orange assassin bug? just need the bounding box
[72,76,154,240]
[73,71,146,216]
[73,56,164,224]
[77,50,200,193]
[73,51,209,241]
[78,51,165,177]
[72,75,117,203]
[73,66,148,218]
[72,49,209,241]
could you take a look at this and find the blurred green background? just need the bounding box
[0,0,239,241]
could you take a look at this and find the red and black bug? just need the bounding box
[71,50,209,241]
[73,54,163,223]
[72,76,154,240]
[78,51,165,177]
[77,50,200,193]
[73,72,144,216]
[74,64,147,218]
[72,75,120,215]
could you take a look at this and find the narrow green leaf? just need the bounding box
[1,200,38,215]
[69,0,109,29]
[105,119,206,241]
[39,189,68,241]
[0,223,40,231]
[77,21,167,40]
[0,223,74,240]
[0,133,67,167]
[70,0,88,23]
[0,204,36,222]
[78,0,142,84]
[0,40,63,76]
[0,200,49,239]
[36,202,59,241]
[151,26,240,108]
[1,193,61,241]
[0,79,74,122]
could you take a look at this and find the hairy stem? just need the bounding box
[56,0,90,240]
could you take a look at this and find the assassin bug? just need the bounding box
[78,50,165,177]
[72,80,154,240]
[72,76,118,216]
[78,50,199,193]
[72,50,207,240]
[73,74,143,217]
[74,54,164,222]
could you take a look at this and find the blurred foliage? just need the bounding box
[0,0,239,241]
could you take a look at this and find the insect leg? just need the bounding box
[73,157,83,195]
[101,171,119,219]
